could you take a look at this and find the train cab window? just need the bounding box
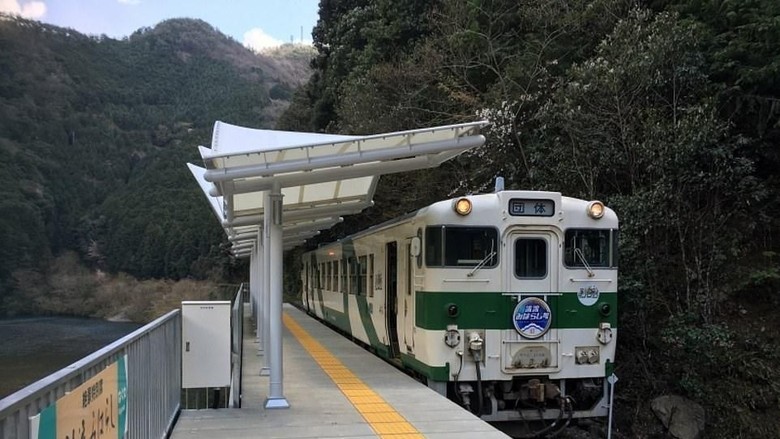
[564,229,616,268]
[515,238,547,278]
[425,226,498,268]
[416,228,423,269]
[425,226,443,266]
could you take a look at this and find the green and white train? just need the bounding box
[301,187,618,427]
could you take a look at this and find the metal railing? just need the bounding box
[0,310,181,439]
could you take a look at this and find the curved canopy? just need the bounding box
[190,120,489,256]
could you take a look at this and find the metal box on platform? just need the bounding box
[181,301,231,388]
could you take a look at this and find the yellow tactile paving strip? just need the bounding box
[283,313,425,439]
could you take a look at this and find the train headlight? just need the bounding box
[454,198,472,216]
[587,201,605,219]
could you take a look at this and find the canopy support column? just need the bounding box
[255,230,264,355]
[265,185,289,409]
[261,194,271,376]
[249,247,260,343]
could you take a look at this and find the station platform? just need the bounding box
[171,303,510,439]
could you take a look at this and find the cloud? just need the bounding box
[243,27,284,52]
[117,0,140,5]
[0,0,47,19]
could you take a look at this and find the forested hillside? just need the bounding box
[279,0,780,437]
[0,15,314,316]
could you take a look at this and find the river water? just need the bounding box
[0,317,141,399]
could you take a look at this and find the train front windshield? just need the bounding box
[564,229,619,268]
[425,226,498,268]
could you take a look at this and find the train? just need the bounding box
[300,184,618,431]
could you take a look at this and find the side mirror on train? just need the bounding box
[410,237,421,257]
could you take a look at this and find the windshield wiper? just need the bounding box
[467,241,496,277]
[574,248,595,277]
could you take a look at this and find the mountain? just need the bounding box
[0,15,315,313]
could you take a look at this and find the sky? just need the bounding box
[0,0,320,51]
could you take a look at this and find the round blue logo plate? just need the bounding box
[512,297,552,339]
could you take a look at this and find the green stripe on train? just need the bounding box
[415,291,617,330]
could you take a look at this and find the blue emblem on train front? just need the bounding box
[513,297,552,339]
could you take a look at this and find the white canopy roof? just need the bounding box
[188,164,336,251]
[190,120,488,256]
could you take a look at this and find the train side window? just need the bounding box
[564,229,612,268]
[332,261,337,291]
[325,261,333,291]
[515,238,547,278]
[349,257,357,295]
[358,255,367,296]
[327,260,332,292]
[341,259,347,293]
[368,254,375,297]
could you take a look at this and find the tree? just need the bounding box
[417,0,632,191]
[533,8,762,318]
[306,0,437,132]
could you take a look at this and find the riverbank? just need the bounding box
[2,252,238,323]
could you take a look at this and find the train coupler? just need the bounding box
[527,378,561,403]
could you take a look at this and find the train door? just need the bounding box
[403,242,414,354]
[307,261,317,313]
[303,262,310,311]
[385,242,400,358]
[505,230,560,370]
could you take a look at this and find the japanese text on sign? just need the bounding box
[508,199,554,217]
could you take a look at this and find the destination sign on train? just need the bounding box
[508,199,555,217]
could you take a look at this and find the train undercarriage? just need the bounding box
[434,377,609,437]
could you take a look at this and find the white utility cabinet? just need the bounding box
[181,301,231,388]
